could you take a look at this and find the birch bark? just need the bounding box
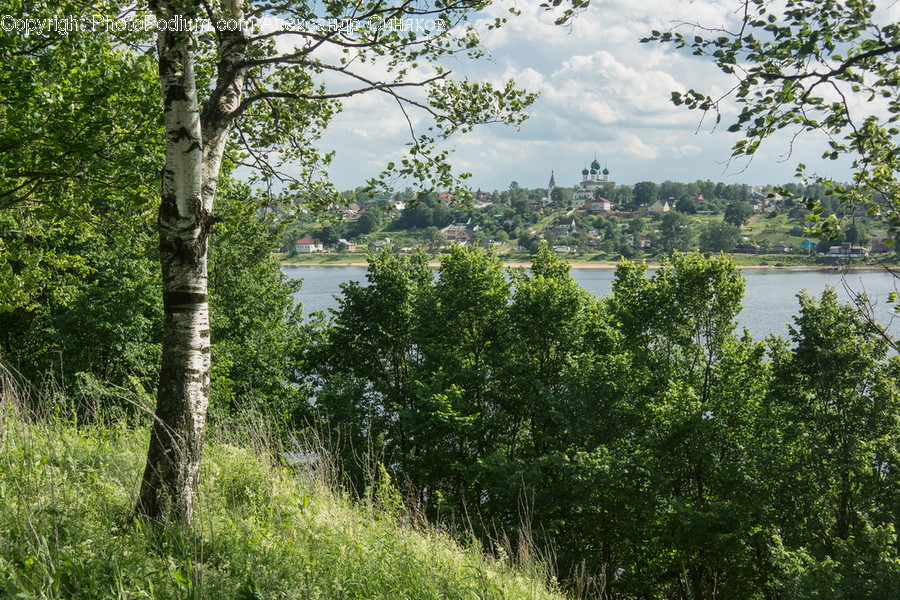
[137,0,246,524]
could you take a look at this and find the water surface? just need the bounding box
[282,265,898,341]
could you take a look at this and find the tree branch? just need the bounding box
[233,70,446,119]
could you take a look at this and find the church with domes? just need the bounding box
[572,157,614,210]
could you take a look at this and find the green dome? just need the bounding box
[582,168,589,175]
[590,158,601,170]
[602,167,609,175]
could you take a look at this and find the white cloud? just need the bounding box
[620,132,661,160]
[673,144,702,158]
[304,0,859,191]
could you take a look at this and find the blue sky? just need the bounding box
[314,0,869,192]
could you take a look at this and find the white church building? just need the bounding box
[571,157,614,211]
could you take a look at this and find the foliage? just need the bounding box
[308,248,432,490]
[724,199,753,227]
[699,219,741,252]
[676,194,698,214]
[658,210,696,253]
[306,247,900,599]
[0,224,162,420]
[350,209,385,238]
[0,178,304,428]
[207,183,308,427]
[645,0,900,247]
[0,0,162,309]
[632,181,659,207]
[613,185,634,208]
[608,254,767,598]
[4,0,578,524]
[763,288,900,597]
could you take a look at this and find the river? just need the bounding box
[282,265,898,341]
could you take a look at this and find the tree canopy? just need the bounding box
[306,247,900,599]
[0,0,162,310]
[645,0,900,245]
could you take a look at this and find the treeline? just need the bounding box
[304,245,900,599]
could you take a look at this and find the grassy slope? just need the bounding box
[0,410,564,600]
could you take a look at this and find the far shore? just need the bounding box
[280,256,891,271]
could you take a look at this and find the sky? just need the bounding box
[312,0,864,193]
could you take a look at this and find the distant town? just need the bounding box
[280,158,897,265]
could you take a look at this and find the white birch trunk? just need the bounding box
[138,0,246,524]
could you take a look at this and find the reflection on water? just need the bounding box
[282,265,898,341]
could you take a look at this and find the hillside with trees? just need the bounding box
[4,214,898,598]
[281,178,897,266]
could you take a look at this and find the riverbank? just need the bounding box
[279,252,895,270]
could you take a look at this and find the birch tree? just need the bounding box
[133,0,547,523]
[2,0,566,524]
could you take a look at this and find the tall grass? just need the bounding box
[0,369,566,600]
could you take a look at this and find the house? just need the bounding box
[735,242,761,254]
[294,237,323,253]
[826,241,869,258]
[871,233,894,253]
[337,238,357,252]
[772,242,793,253]
[625,234,650,248]
[555,218,578,235]
[749,189,781,212]
[584,197,611,212]
[368,239,392,252]
[648,199,671,213]
[440,223,477,244]
[340,203,362,218]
